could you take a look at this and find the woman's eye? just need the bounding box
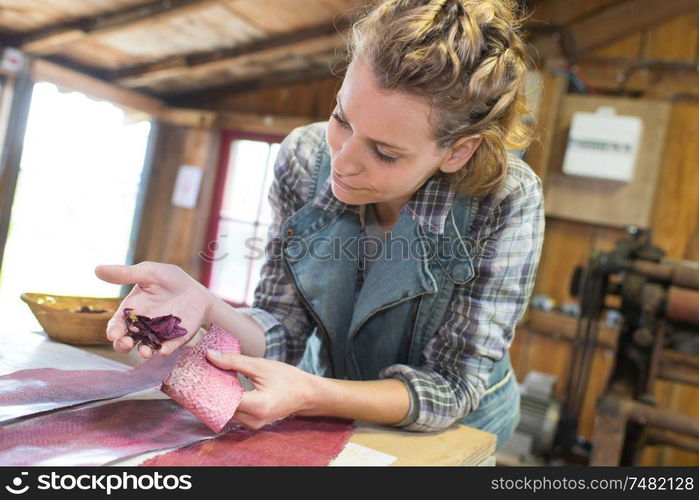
[373,148,398,164]
[331,111,397,164]
[331,112,351,129]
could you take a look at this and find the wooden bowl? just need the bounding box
[20,293,124,346]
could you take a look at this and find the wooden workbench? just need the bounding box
[1,331,496,466]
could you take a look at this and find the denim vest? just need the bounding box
[279,138,512,401]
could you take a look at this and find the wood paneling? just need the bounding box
[0,0,148,33]
[644,12,699,62]
[133,122,220,281]
[532,0,627,26]
[525,70,567,184]
[650,103,699,260]
[533,218,594,303]
[209,77,339,119]
[591,32,643,59]
[567,0,699,53]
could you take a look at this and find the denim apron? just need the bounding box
[279,138,519,450]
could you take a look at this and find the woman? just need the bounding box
[96,0,544,450]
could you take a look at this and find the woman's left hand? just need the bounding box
[206,350,315,430]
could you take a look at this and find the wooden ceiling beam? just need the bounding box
[118,34,343,91]
[31,59,166,115]
[570,0,699,53]
[113,18,350,88]
[166,64,340,106]
[215,111,314,135]
[7,0,217,55]
[574,58,699,97]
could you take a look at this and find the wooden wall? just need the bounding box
[188,76,340,120]
[519,3,699,466]
[132,123,220,280]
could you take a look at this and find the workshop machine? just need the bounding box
[502,228,699,465]
[555,227,699,465]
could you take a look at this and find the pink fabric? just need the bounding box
[141,417,355,466]
[0,399,216,466]
[161,324,243,432]
[0,351,186,422]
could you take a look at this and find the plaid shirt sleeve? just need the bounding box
[379,156,546,432]
[237,124,324,364]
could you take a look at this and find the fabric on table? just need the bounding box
[140,417,355,466]
[0,398,215,466]
[161,324,243,432]
[0,351,186,422]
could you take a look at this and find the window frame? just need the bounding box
[202,129,285,307]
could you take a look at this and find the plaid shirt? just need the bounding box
[240,122,545,432]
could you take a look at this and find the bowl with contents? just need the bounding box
[20,293,124,345]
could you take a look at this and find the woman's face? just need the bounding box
[326,58,475,206]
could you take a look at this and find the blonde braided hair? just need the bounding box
[348,0,533,195]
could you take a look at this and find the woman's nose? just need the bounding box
[333,137,364,176]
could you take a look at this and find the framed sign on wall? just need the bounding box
[544,95,671,228]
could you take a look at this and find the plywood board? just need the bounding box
[650,103,699,259]
[644,12,699,62]
[544,94,671,228]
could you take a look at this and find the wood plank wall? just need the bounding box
[132,123,220,280]
[136,0,699,465]
[201,76,340,119]
[522,2,699,466]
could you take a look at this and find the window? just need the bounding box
[204,131,283,306]
[0,82,152,334]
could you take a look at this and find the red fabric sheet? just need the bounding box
[0,351,186,422]
[0,398,215,466]
[140,417,355,466]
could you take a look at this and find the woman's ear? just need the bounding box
[438,135,483,174]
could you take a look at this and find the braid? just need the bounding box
[350,0,533,195]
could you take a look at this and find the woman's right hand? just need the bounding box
[94,261,213,359]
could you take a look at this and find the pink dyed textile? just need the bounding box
[0,351,185,422]
[161,324,243,432]
[0,399,215,466]
[141,417,355,466]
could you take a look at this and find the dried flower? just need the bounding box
[123,308,187,350]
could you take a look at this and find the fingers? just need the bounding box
[106,314,128,342]
[138,344,154,359]
[232,411,268,431]
[94,262,156,286]
[206,350,263,378]
[113,336,133,354]
[159,337,188,356]
[237,389,268,416]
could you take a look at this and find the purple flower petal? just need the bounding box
[123,308,188,350]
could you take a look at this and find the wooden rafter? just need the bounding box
[569,0,699,53]
[167,64,340,105]
[118,32,344,90]
[574,58,699,98]
[31,59,166,116]
[111,17,350,86]
[29,57,312,131]
[4,0,217,55]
